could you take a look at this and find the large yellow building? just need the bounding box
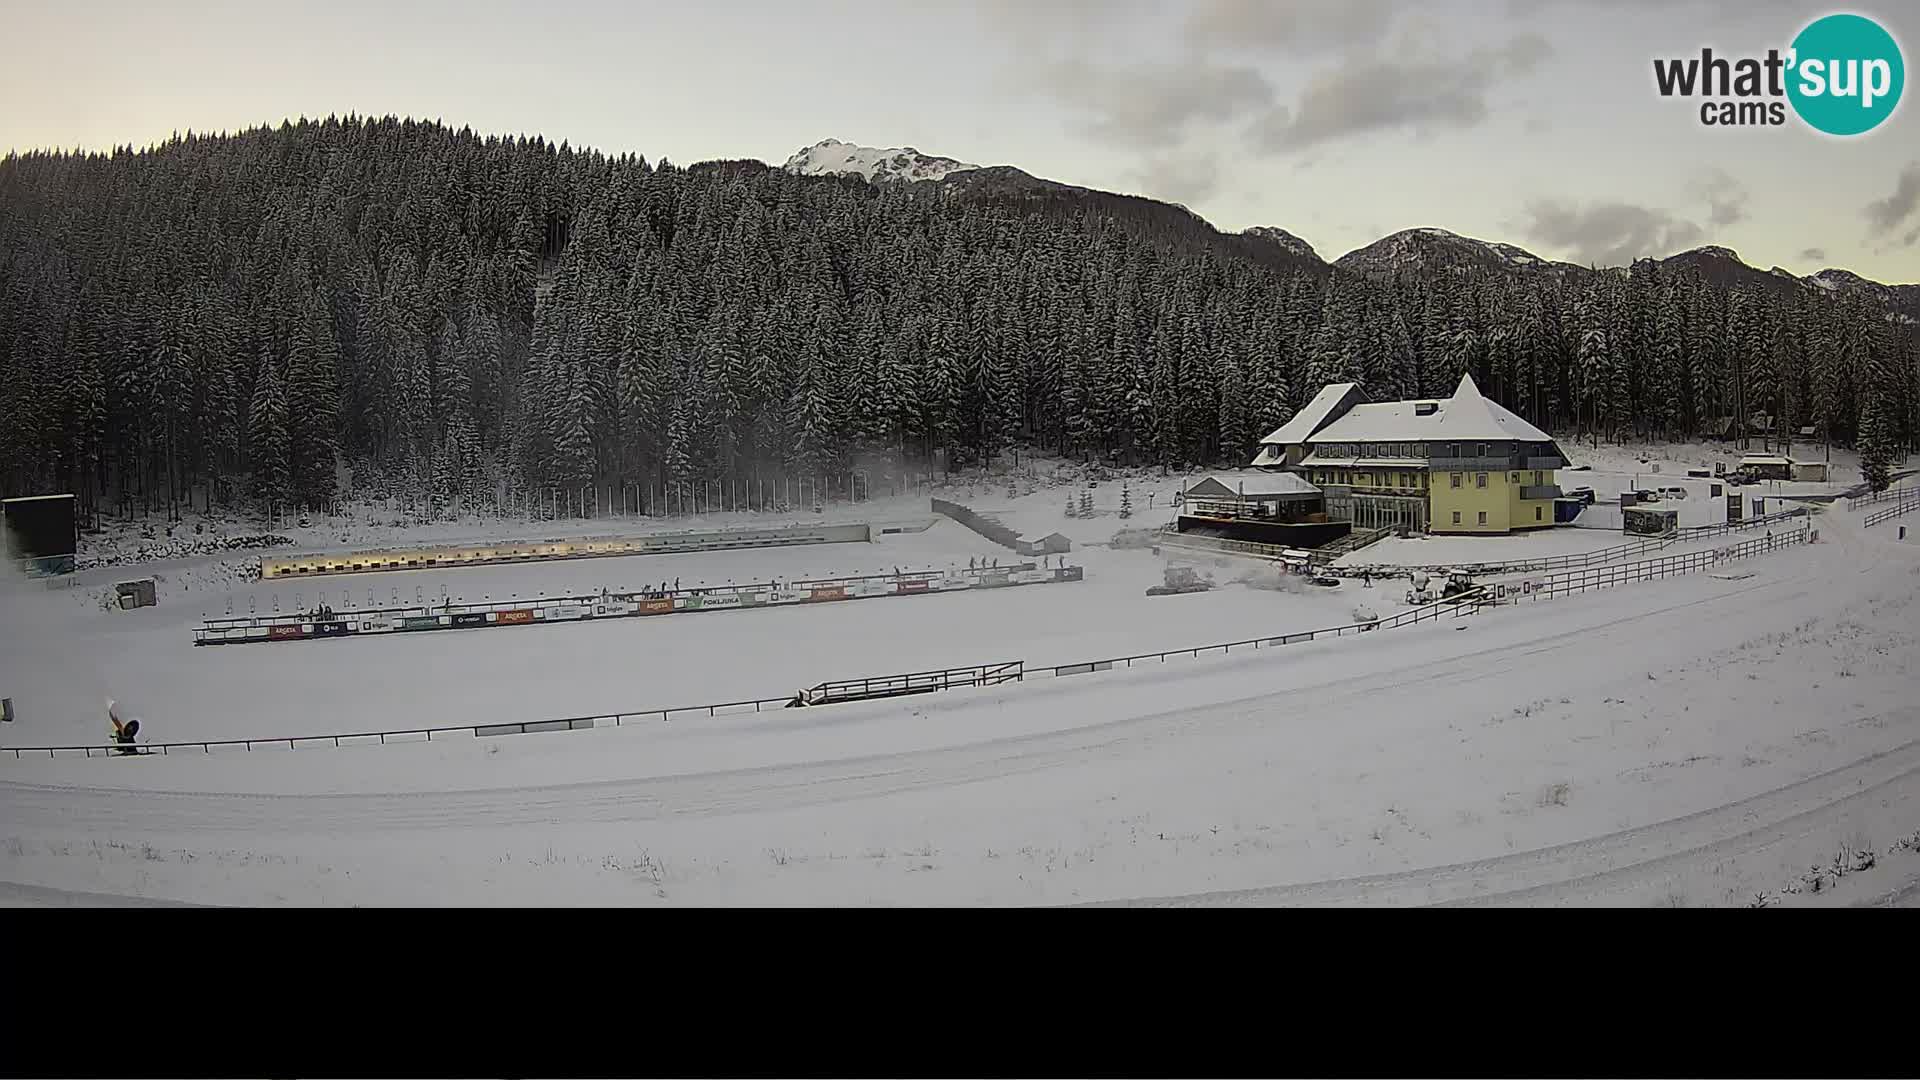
[1249,373,1567,535]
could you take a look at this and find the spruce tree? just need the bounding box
[247,349,291,510]
[1858,396,1895,492]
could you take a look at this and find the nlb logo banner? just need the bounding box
[1653,12,1904,134]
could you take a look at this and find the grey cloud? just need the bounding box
[1185,0,1398,53]
[1506,0,1803,11]
[976,0,1155,43]
[1864,161,1920,236]
[1799,247,1827,261]
[1027,58,1274,149]
[1253,34,1551,152]
[1518,200,1706,266]
[1691,167,1748,228]
[1129,153,1223,206]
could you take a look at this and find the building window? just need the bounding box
[1451,473,1462,488]
[1534,470,1543,485]
[1478,511,1488,525]
[1452,511,1461,525]
[1476,473,1488,488]
[1477,443,1487,457]
[1511,472,1520,483]
[1535,506,1544,521]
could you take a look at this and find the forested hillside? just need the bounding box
[1,116,1913,522]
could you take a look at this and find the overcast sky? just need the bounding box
[3,0,1916,281]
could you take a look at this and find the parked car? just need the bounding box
[1566,486,1595,505]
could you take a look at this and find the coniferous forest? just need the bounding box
[2,116,1916,524]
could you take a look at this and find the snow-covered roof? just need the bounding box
[1308,373,1552,445]
[1258,383,1361,446]
[1187,473,1321,500]
[1248,445,1286,467]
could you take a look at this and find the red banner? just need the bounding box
[895,580,929,594]
[268,625,305,641]
[638,598,675,614]
[496,609,535,624]
[808,587,846,601]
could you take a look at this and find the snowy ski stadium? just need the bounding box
[3,451,1918,908]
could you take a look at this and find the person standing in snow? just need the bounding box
[108,699,141,756]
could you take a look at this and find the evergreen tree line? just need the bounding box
[2,116,1915,523]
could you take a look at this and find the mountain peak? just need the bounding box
[1241,226,1318,260]
[1335,227,1559,276]
[782,138,981,183]
[1675,244,1745,264]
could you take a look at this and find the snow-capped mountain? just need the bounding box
[1807,267,1920,322]
[782,139,981,183]
[1241,226,1318,261]
[775,140,1912,312]
[1334,227,1574,277]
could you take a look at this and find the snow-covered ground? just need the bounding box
[4,458,1916,907]
[3,472,1357,745]
[1340,528,1638,568]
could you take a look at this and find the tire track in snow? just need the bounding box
[1097,730,1920,907]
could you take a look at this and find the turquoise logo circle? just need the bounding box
[1787,13,1905,135]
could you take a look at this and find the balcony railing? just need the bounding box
[1519,484,1563,500]
[1525,456,1567,471]
[1428,456,1513,474]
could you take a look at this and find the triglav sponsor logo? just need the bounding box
[1653,12,1904,135]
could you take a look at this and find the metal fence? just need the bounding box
[1034,587,1486,677]
[1158,508,1808,581]
[1863,497,1920,529]
[1485,525,1809,603]
[2,517,1812,761]
[1846,485,1920,511]
[3,693,803,759]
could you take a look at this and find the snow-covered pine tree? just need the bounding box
[247,348,291,509]
[1858,395,1895,491]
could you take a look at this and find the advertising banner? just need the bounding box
[638,598,675,615]
[496,609,535,624]
[452,612,488,627]
[401,616,443,631]
[808,586,847,601]
[315,621,350,636]
[896,579,929,594]
[268,625,305,641]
